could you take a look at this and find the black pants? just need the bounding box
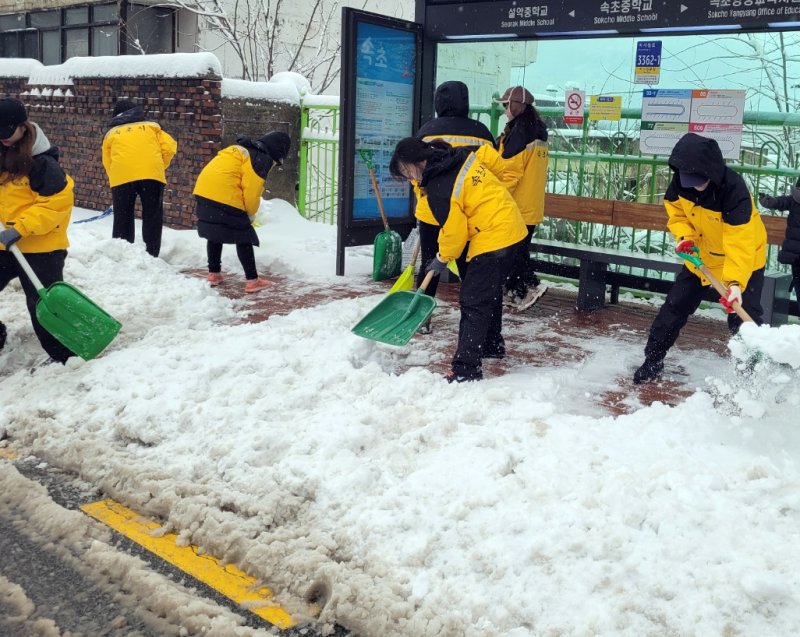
[452,243,519,378]
[505,225,541,297]
[112,179,165,257]
[207,241,258,280]
[0,250,74,363]
[416,220,469,297]
[643,266,765,363]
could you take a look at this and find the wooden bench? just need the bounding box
[532,194,794,325]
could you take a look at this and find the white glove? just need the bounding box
[726,285,742,306]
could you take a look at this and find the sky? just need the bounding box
[1,201,800,636]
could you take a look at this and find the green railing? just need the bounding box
[299,99,799,273]
[299,100,339,224]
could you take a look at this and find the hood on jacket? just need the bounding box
[668,133,726,187]
[434,81,470,118]
[107,106,147,130]
[420,146,472,187]
[30,122,53,157]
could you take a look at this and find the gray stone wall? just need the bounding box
[221,97,300,207]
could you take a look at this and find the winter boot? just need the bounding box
[244,277,269,293]
[633,357,664,384]
[445,369,483,383]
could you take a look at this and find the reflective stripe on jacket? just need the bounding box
[102,121,177,187]
[426,150,527,262]
[193,145,266,215]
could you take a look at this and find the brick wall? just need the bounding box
[1,72,300,229]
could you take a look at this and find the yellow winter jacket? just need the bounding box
[497,108,549,226]
[497,136,548,225]
[413,144,520,226]
[424,150,527,262]
[665,193,767,290]
[193,145,266,215]
[102,121,177,187]
[0,147,73,254]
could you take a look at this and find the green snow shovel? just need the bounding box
[358,149,402,282]
[3,233,121,361]
[352,271,437,346]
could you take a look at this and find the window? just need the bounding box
[0,4,176,64]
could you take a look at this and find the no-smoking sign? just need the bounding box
[564,90,585,125]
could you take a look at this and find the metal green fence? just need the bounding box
[299,98,799,272]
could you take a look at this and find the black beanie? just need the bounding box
[254,132,291,165]
[113,99,138,116]
[0,97,27,140]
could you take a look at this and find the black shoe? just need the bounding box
[0,321,6,351]
[445,370,483,383]
[633,358,664,384]
[417,319,432,335]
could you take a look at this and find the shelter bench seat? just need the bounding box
[531,195,793,325]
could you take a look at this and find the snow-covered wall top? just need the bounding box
[0,58,44,78]
[0,53,223,86]
[221,72,312,105]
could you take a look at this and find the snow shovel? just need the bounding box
[352,271,437,346]
[3,234,121,360]
[676,247,754,323]
[389,235,420,294]
[358,149,402,281]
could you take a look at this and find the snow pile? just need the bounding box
[0,58,44,77]
[2,201,800,636]
[25,53,222,86]
[222,73,312,105]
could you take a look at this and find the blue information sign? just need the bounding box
[634,40,662,85]
[352,22,417,220]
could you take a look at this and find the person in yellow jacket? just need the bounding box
[633,133,767,384]
[193,132,290,293]
[0,98,75,364]
[412,81,496,302]
[102,98,177,257]
[496,86,550,312]
[390,137,527,383]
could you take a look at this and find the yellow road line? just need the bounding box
[81,499,294,629]
[0,448,17,460]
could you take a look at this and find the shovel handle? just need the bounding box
[676,248,754,323]
[367,167,390,231]
[410,237,421,268]
[8,245,46,293]
[418,269,436,292]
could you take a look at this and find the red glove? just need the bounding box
[676,239,696,255]
[719,284,742,314]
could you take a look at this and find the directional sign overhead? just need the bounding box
[423,0,800,40]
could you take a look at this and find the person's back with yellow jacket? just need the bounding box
[102,98,177,257]
[193,132,291,294]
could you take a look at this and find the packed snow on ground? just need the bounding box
[1,200,799,636]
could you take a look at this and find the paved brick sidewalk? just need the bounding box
[185,269,732,416]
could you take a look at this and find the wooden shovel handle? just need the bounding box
[418,269,436,292]
[409,236,421,267]
[698,264,754,323]
[367,167,390,231]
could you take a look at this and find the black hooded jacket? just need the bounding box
[497,105,548,159]
[761,176,800,267]
[664,133,766,289]
[665,133,753,226]
[415,81,494,147]
[106,106,148,130]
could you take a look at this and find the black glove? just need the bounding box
[0,228,21,248]
[758,192,778,209]
[426,256,448,276]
